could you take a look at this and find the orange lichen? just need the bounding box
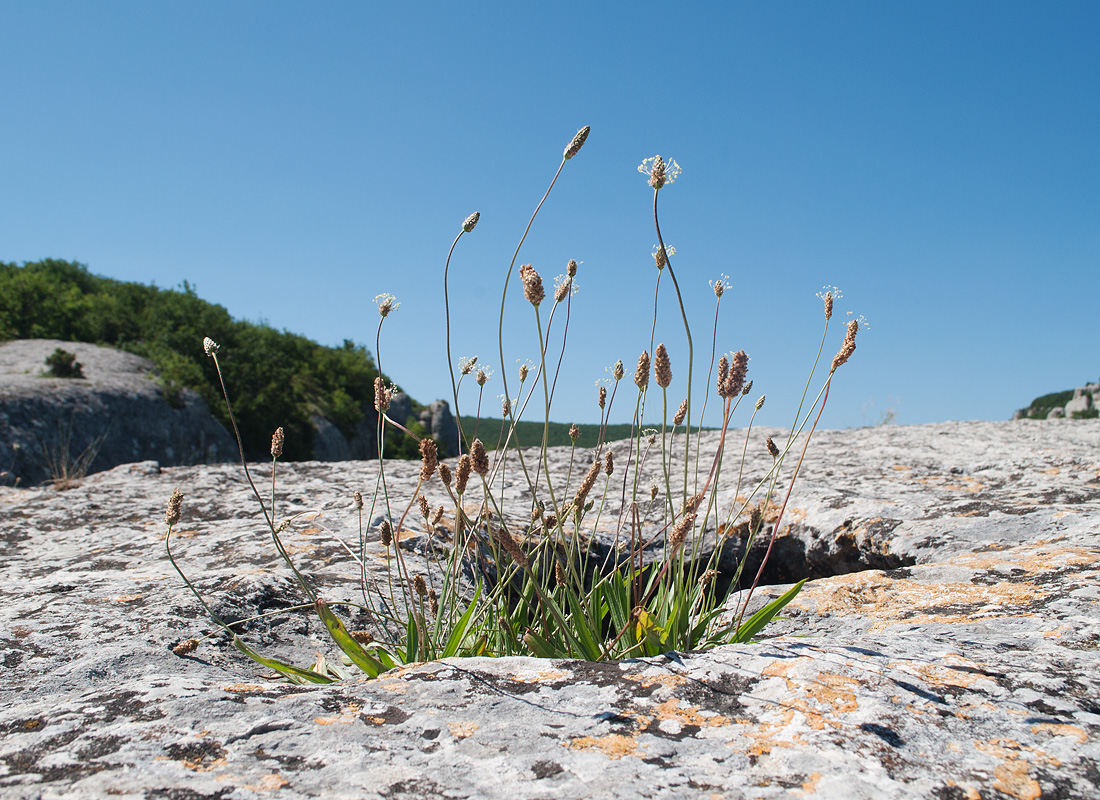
[449,721,479,739]
[798,772,823,795]
[567,733,640,759]
[993,761,1041,800]
[1031,723,1087,743]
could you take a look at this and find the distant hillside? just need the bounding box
[0,259,424,460]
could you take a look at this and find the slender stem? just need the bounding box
[737,378,832,629]
[498,158,567,471]
[443,230,468,455]
[652,189,693,509]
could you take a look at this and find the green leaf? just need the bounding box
[522,628,565,658]
[442,583,482,658]
[314,599,388,677]
[405,610,420,663]
[733,579,806,644]
[231,636,333,685]
[562,584,604,661]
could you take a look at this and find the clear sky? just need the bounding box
[2,1,1097,430]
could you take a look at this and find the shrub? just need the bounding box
[165,128,863,681]
[43,347,84,379]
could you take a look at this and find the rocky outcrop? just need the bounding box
[337,392,460,461]
[0,339,235,486]
[1015,379,1100,419]
[1,419,1097,797]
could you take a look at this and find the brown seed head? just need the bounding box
[165,489,184,527]
[438,462,451,487]
[455,454,472,494]
[380,520,393,547]
[574,458,602,512]
[755,394,765,411]
[496,527,529,568]
[831,319,859,371]
[750,503,764,532]
[824,291,834,321]
[613,360,624,381]
[650,484,659,501]
[501,396,511,417]
[654,343,672,388]
[462,211,480,233]
[648,155,666,189]
[432,506,444,526]
[712,279,725,299]
[172,638,199,656]
[633,350,650,389]
[716,356,730,397]
[554,276,571,303]
[350,630,374,645]
[353,490,364,510]
[699,569,718,588]
[519,264,545,306]
[374,376,390,412]
[567,259,578,277]
[419,438,438,481]
[569,423,580,443]
[476,368,489,386]
[682,492,705,515]
[742,379,753,396]
[555,560,566,585]
[202,337,219,356]
[598,385,607,409]
[270,427,284,459]
[766,437,780,458]
[544,514,557,531]
[460,355,478,375]
[669,513,695,550]
[563,125,590,160]
[674,399,688,426]
[654,245,669,269]
[604,450,614,476]
[518,363,529,382]
[470,439,489,475]
[375,293,399,317]
[722,350,748,399]
[417,493,429,518]
[429,589,439,616]
[413,575,427,597]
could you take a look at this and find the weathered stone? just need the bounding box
[1065,393,1093,417]
[0,339,234,486]
[310,414,352,461]
[388,391,413,429]
[1047,406,1065,418]
[427,399,459,457]
[0,420,1097,798]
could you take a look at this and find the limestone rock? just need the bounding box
[0,339,234,486]
[309,414,353,461]
[1065,392,1093,417]
[1,420,1097,798]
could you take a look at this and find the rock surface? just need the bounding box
[1,419,1098,798]
[0,339,235,487]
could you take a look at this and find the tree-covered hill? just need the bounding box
[0,259,421,460]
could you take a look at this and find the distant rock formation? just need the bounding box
[313,392,460,462]
[0,340,463,484]
[0,339,236,486]
[1014,378,1100,420]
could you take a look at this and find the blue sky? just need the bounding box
[2,1,1097,429]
